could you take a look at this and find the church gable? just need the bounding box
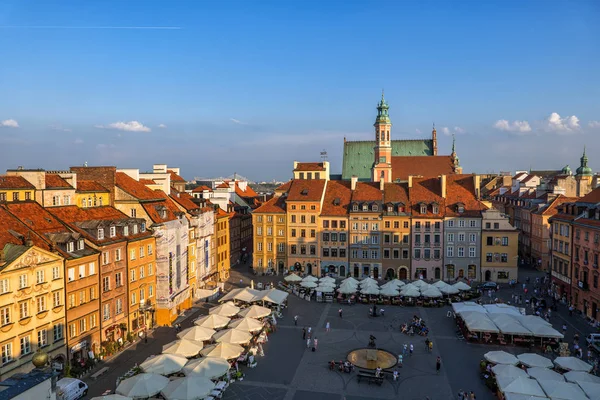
[2,244,62,273]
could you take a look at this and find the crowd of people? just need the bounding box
[400,315,429,336]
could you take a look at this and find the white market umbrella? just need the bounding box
[400,285,421,298]
[194,314,231,329]
[453,281,472,291]
[411,279,429,289]
[526,367,565,382]
[315,285,335,293]
[421,286,443,298]
[177,326,216,342]
[536,379,588,400]
[497,377,545,397]
[228,317,264,333]
[318,280,337,287]
[338,285,357,295]
[319,276,336,284]
[284,274,302,282]
[342,277,359,285]
[200,342,244,360]
[162,340,204,358]
[484,350,519,365]
[302,275,318,282]
[91,396,132,400]
[439,285,460,295]
[182,357,230,379]
[116,373,169,399]
[379,286,400,297]
[339,280,358,289]
[140,354,188,375]
[432,280,450,289]
[301,281,318,288]
[237,304,272,319]
[360,286,380,296]
[161,377,215,400]
[577,381,600,399]
[360,277,377,286]
[382,279,405,288]
[517,353,554,369]
[492,364,529,380]
[209,301,240,317]
[564,370,600,384]
[554,357,593,372]
[212,328,252,345]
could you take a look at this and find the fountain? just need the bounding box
[346,347,397,370]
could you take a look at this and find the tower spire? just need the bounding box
[451,134,456,155]
[431,123,438,156]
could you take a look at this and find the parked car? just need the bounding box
[478,282,499,291]
[56,378,88,400]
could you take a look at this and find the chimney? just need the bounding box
[408,176,413,188]
[473,174,481,200]
[379,179,385,191]
[351,175,358,191]
[441,175,447,198]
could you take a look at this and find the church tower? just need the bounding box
[575,146,593,196]
[432,124,438,156]
[372,91,393,183]
[450,134,463,174]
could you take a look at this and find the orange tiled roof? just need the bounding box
[77,180,109,193]
[391,156,454,181]
[216,182,230,189]
[539,195,579,216]
[294,162,326,172]
[287,179,326,202]
[192,185,213,193]
[383,182,409,205]
[0,206,51,251]
[116,172,163,201]
[487,187,502,197]
[321,180,352,216]
[409,177,445,217]
[580,187,600,204]
[169,189,200,212]
[235,182,258,198]
[351,182,382,203]
[142,190,184,223]
[275,180,292,193]
[254,196,286,214]
[0,175,35,190]
[45,174,73,189]
[5,202,68,234]
[168,170,186,183]
[444,175,485,217]
[139,178,156,185]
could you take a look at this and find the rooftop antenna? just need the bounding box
[320,149,328,161]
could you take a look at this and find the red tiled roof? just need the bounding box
[169,189,200,212]
[294,162,326,172]
[444,175,485,217]
[287,180,326,202]
[383,182,409,205]
[143,190,183,223]
[216,207,229,218]
[216,182,230,189]
[235,182,258,198]
[45,174,73,189]
[77,180,109,193]
[351,182,382,203]
[275,181,292,193]
[487,187,502,197]
[574,218,600,229]
[540,195,579,216]
[0,206,50,251]
[168,170,186,183]
[580,187,600,204]
[254,196,287,214]
[391,156,454,181]
[116,172,162,201]
[192,185,212,193]
[321,180,352,216]
[5,202,68,234]
[139,178,156,185]
[0,175,35,190]
[409,177,445,217]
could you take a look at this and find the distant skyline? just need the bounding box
[0,0,599,181]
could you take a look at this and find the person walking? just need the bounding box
[380,308,385,317]
[314,337,318,351]
[326,321,330,333]
[409,343,414,357]
[339,308,343,318]
[458,389,464,400]
[469,390,476,400]
[428,340,433,353]
[306,337,311,349]
[294,315,298,326]
[398,354,403,367]
[403,343,408,355]
[302,327,306,340]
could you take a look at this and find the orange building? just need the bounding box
[319,180,351,277]
[126,235,156,336]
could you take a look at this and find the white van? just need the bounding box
[56,377,88,400]
[586,333,600,345]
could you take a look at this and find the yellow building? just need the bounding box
[381,183,412,280]
[75,180,110,208]
[0,175,35,202]
[127,236,156,336]
[481,209,519,283]
[215,208,231,282]
[549,206,576,300]
[319,180,351,277]
[252,196,287,274]
[5,170,77,207]
[0,208,67,379]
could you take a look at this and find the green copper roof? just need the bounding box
[342,139,434,180]
[375,91,391,125]
[576,146,593,176]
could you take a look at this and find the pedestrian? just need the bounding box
[380,308,385,317]
[398,354,403,367]
[326,321,330,333]
[314,337,318,351]
[562,323,567,334]
[436,356,441,374]
[393,369,399,381]
[306,338,311,349]
[339,308,343,318]
[428,340,433,353]
[569,305,574,316]
[403,343,407,354]
[458,389,464,400]
[469,390,476,400]
[302,327,306,340]
[240,278,243,285]
[294,315,298,326]
[409,343,414,356]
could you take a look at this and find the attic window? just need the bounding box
[362,204,368,211]
[78,239,85,250]
[420,205,427,214]
[353,204,358,212]
[432,205,439,214]
[372,204,378,212]
[333,198,340,206]
[66,242,74,252]
[399,206,405,213]
[457,204,465,213]
[387,206,393,213]
[97,228,104,240]
[160,209,167,219]
[109,226,116,237]
[133,224,138,234]
[141,222,146,232]
[300,189,309,195]
[124,226,129,236]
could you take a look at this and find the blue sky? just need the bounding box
[0,0,598,181]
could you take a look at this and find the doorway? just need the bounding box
[373,266,379,279]
[363,266,370,278]
[306,263,313,275]
[593,303,597,320]
[434,268,441,280]
[485,270,491,281]
[339,265,346,277]
[353,265,359,277]
[386,268,395,280]
[278,261,284,274]
[399,268,407,280]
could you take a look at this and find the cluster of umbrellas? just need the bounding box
[483,351,599,399]
[106,298,276,400]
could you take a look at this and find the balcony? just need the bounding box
[578,281,589,291]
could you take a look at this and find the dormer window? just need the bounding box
[432,205,439,214]
[141,222,146,232]
[372,204,378,212]
[133,225,139,234]
[124,226,129,236]
[98,228,104,240]
[109,226,116,237]
[399,206,405,213]
[388,206,393,213]
[66,242,75,252]
[362,204,368,211]
[420,205,427,214]
[160,209,167,219]
[457,203,465,213]
[78,239,85,250]
[353,204,358,212]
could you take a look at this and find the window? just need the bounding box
[469,220,477,227]
[486,223,491,229]
[311,229,316,238]
[501,253,508,263]
[424,249,431,259]
[139,246,145,258]
[66,241,75,252]
[102,252,109,265]
[1,343,12,365]
[148,244,153,255]
[116,298,123,314]
[67,268,75,282]
[301,216,306,224]
[447,220,454,228]
[290,245,297,255]
[415,234,421,245]
[131,292,137,305]
[0,307,10,326]
[53,324,64,341]
[371,235,379,244]
[447,246,454,257]
[370,250,378,259]
[115,248,122,261]
[494,223,499,229]
[291,229,296,238]
[340,249,346,258]
[98,228,104,239]
[68,294,75,308]
[140,288,145,303]
[323,220,330,228]
[103,277,110,292]
[53,291,61,307]
[130,249,136,261]
[486,253,493,262]
[424,234,430,244]
[140,265,145,278]
[458,233,465,242]
[89,262,96,275]
[36,270,45,284]
[458,220,465,227]
[420,205,426,214]
[502,237,509,246]
[149,285,154,297]
[486,237,493,246]
[123,226,129,236]
[257,227,263,235]
[115,272,122,287]
[458,247,465,257]
[19,274,28,289]
[310,245,316,255]
[79,318,86,333]
[19,302,28,319]
[469,247,476,258]
[20,336,31,356]
[434,249,441,259]
[79,264,85,278]
[415,222,421,229]
[89,286,95,300]
[37,296,46,313]
[52,266,60,280]
[414,249,421,259]
[267,242,272,252]
[322,248,330,257]
[148,263,153,275]
[278,243,285,252]
[90,314,97,328]
[301,229,306,238]
[131,269,136,282]
[469,233,476,243]
[257,243,263,251]
[434,234,441,244]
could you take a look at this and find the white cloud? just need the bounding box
[544,112,580,133]
[493,119,532,133]
[230,118,248,125]
[0,119,19,128]
[49,124,71,132]
[74,138,84,144]
[453,126,466,134]
[158,123,167,128]
[441,127,450,135]
[588,120,600,128]
[440,126,465,136]
[96,143,116,150]
[95,121,151,132]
